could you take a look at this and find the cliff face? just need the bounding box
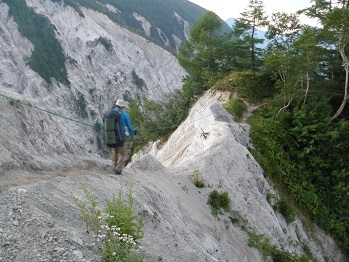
[0,0,187,154]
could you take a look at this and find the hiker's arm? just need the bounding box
[124,114,135,138]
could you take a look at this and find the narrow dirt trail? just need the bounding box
[0,166,112,193]
[241,101,265,124]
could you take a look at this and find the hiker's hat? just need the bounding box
[115,99,127,108]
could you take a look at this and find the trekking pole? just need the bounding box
[126,128,137,165]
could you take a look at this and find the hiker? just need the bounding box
[110,99,136,175]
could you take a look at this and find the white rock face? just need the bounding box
[133,12,152,37]
[0,0,187,154]
[0,88,108,175]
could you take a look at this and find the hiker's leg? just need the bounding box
[111,147,118,170]
[115,142,128,172]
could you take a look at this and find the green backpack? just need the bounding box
[103,109,124,147]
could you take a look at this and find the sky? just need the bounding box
[189,0,318,27]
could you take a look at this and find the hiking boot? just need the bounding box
[114,170,122,175]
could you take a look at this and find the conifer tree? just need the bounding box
[179,11,232,100]
[234,0,268,71]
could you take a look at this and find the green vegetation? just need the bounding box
[267,193,296,224]
[232,0,268,71]
[246,228,310,261]
[97,36,113,52]
[52,0,85,17]
[224,97,247,122]
[208,190,231,216]
[273,198,296,224]
[189,170,206,188]
[72,181,144,261]
[128,89,189,151]
[4,0,70,86]
[248,97,349,253]
[131,69,147,90]
[215,72,277,102]
[179,11,234,101]
[74,92,88,119]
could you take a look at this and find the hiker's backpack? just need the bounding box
[103,109,124,147]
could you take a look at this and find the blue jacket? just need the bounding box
[114,108,135,138]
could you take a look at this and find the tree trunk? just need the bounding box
[303,71,310,105]
[331,42,349,120]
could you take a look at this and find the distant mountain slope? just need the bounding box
[51,0,232,54]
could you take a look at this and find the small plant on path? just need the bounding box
[190,170,206,188]
[208,190,231,216]
[72,181,144,261]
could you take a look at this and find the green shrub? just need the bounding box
[97,36,113,52]
[190,170,205,188]
[267,193,296,224]
[132,69,147,90]
[74,92,88,119]
[208,190,231,216]
[271,249,304,262]
[246,229,308,261]
[247,230,273,258]
[228,216,240,224]
[249,96,349,254]
[105,187,144,242]
[72,182,101,234]
[214,72,276,103]
[224,97,247,122]
[128,90,189,150]
[72,181,144,261]
[273,197,296,224]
